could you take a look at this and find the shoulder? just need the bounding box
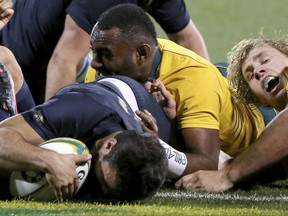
[158,39,216,70]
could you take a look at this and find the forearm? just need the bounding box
[183,152,218,175]
[227,108,288,185]
[45,15,90,100]
[159,139,218,179]
[0,127,53,173]
[167,20,210,60]
[180,128,220,175]
[45,55,78,100]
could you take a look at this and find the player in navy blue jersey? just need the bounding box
[0,0,209,104]
[0,75,171,202]
[0,0,168,202]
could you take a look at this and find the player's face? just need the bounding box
[92,136,118,196]
[90,26,148,83]
[241,45,288,111]
[94,159,117,196]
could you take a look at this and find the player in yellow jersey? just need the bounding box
[89,4,276,178]
[175,36,288,192]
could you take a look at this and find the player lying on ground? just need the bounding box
[0,1,171,202]
[89,4,276,181]
[0,70,171,202]
[175,35,288,192]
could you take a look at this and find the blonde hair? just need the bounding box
[227,35,288,104]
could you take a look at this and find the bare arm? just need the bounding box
[0,115,46,172]
[45,15,90,100]
[145,79,219,174]
[226,107,288,184]
[0,115,91,201]
[167,19,210,60]
[175,107,288,192]
[180,128,220,174]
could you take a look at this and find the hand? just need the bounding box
[175,169,234,192]
[136,109,158,137]
[145,79,176,120]
[45,153,92,202]
[0,0,13,30]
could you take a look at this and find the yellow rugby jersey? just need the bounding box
[156,39,265,156]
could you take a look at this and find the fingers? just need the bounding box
[150,79,174,104]
[0,0,13,16]
[51,174,79,202]
[0,8,13,18]
[0,0,13,30]
[55,187,63,202]
[143,109,152,116]
[54,184,75,202]
[151,79,165,93]
[175,174,201,190]
[154,79,172,102]
[74,154,92,165]
[62,179,78,197]
[46,153,88,202]
[144,81,152,92]
[143,110,157,131]
[136,109,158,135]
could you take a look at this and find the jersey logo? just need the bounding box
[117,96,139,122]
[33,110,45,125]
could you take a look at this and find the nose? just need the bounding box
[254,66,266,80]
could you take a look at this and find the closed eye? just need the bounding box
[261,58,270,64]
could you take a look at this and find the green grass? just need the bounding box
[2,180,288,215]
[154,0,288,63]
[2,1,288,215]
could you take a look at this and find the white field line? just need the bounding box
[155,191,288,202]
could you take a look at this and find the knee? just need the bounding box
[0,46,23,91]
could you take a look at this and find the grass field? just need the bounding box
[2,1,288,215]
[155,0,288,63]
[3,180,288,215]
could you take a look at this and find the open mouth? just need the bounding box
[263,76,279,93]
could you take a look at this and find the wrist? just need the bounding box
[225,162,240,187]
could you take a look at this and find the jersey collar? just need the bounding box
[147,48,162,82]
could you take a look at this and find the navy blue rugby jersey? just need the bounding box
[21,76,171,148]
[67,0,190,34]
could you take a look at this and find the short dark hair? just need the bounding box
[103,130,168,201]
[91,3,158,46]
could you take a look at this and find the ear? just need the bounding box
[136,44,151,63]
[101,138,117,155]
